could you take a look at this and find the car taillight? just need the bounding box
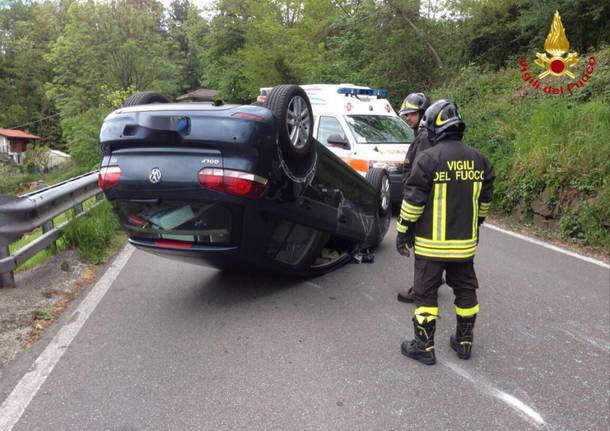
[198,168,268,199]
[199,168,224,191]
[98,166,121,190]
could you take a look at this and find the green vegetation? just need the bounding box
[0,160,90,195]
[9,198,122,271]
[431,47,610,250]
[1,0,609,254]
[35,309,53,321]
[61,201,122,264]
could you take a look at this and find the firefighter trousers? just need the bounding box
[412,258,479,309]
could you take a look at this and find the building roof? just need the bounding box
[176,88,220,102]
[0,128,40,140]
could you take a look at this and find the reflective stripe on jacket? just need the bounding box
[401,138,495,261]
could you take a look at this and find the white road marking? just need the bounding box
[493,390,547,428]
[0,244,134,431]
[559,328,610,352]
[384,313,402,326]
[304,281,322,289]
[442,360,547,429]
[485,223,609,269]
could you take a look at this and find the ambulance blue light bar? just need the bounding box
[336,87,389,98]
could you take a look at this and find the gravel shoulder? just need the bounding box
[0,248,110,370]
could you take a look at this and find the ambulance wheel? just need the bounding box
[123,92,170,107]
[366,168,391,217]
[266,85,314,160]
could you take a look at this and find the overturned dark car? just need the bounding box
[98,85,391,276]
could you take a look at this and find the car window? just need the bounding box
[113,200,239,245]
[267,220,321,267]
[317,116,347,146]
[344,115,413,144]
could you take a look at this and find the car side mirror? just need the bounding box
[326,134,350,150]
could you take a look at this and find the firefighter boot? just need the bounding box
[401,317,436,365]
[397,286,415,303]
[450,314,477,359]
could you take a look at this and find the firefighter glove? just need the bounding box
[476,217,485,244]
[396,221,415,257]
[396,233,411,257]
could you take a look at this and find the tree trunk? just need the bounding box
[384,0,444,69]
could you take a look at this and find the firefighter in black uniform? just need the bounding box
[396,92,432,303]
[398,92,432,183]
[396,100,495,365]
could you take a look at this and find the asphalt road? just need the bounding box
[0,223,608,431]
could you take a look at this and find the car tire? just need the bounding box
[123,92,170,107]
[265,85,314,161]
[366,168,391,217]
[305,253,353,277]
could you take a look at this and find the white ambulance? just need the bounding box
[260,84,413,203]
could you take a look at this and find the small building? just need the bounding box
[0,128,40,164]
[176,88,220,103]
[46,149,71,169]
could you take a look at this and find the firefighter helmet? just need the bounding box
[398,93,430,116]
[422,99,465,140]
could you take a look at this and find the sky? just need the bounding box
[161,0,216,13]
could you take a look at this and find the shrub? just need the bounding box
[62,201,121,263]
[0,164,27,194]
[23,144,51,174]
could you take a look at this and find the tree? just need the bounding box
[454,0,610,69]
[167,0,209,91]
[384,0,444,69]
[0,1,66,149]
[200,0,252,101]
[46,0,184,167]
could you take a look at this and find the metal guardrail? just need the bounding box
[0,170,102,288]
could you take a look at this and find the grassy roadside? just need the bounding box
[489,215,609,263]
[0,160,90,196]
[2,159,122,272]
[9,200,123,272]
[9,197,120,272]
[431,46,610,252]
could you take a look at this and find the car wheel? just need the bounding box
[366,168,391,217]
[123,92,170,107]
[265,85,314,160]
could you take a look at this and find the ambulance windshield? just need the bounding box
[344,115,413,144]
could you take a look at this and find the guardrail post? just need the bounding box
[42,220,57,252]
[0,245,15,288]
[74,203,83,215]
